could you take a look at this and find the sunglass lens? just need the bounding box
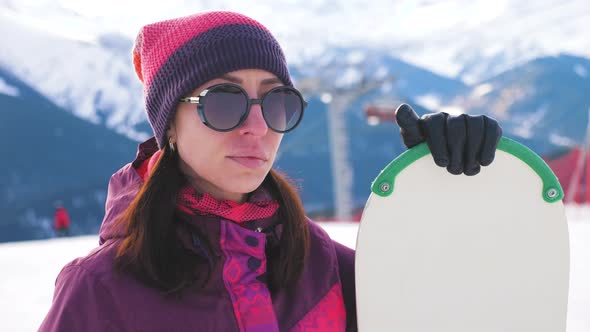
[262,88,303,132]
[202,85,247,131]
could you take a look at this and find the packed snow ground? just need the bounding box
[1,207,588,331]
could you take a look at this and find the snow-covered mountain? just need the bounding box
[451,54,590,156]
[1,0,589,136]
[0,9,149,141]
[0,8,469,141]
[2,0,589,82]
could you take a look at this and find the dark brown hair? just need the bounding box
[114,145,310,296]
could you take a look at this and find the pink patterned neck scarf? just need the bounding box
[139,149,279,223]
[176,185,279,223]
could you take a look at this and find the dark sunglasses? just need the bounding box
[179,83,307,133]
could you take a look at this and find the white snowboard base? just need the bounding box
[355,140,569,331]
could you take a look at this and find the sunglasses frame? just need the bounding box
[179,83,307,133]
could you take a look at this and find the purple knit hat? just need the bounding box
[132,11,292,148]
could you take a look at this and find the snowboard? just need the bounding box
[355,137,569,331]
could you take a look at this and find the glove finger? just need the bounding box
[464,115,485,176]
[445,114,467,175]
[422,112,449,167]
[395,103,424,148]
[480,116,503,166]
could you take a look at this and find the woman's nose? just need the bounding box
[238,102,269,136]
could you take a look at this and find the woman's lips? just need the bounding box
[227,156,267,169]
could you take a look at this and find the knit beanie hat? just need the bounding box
[132,11,292,148]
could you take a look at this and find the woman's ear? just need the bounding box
[166,122,178,152]
[167,122,177,142]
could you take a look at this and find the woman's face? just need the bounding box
[169,69,284,203]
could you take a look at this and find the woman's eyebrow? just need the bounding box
[261,78,282,85]
[219,74,242,83]
[219,74,282,85]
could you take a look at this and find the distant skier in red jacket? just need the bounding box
[53,203,71,237]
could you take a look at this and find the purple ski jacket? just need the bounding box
[39,138,357,332]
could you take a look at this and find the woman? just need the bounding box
[39,11,501,332]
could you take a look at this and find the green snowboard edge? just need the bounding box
[371,137,564,203]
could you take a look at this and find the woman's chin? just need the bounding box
[221,176,267,197]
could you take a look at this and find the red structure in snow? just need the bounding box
[545,147,588,204]
[365,105,397,124]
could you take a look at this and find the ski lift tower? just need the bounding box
[297,74,395,220]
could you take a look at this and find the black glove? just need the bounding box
[395,104,502,176]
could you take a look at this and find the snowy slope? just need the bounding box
[1,215,589,331]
